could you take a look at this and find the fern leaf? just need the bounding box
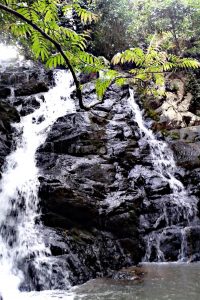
[73,4,98,24]
[115,78,127,87]
[111,52,122,65]
[95,78,112,100]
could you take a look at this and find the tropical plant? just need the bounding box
[91,0,134,58]
[111,33,200,96]
[92,0,200,58]
[0,0,102,110]
[0,1,200,108]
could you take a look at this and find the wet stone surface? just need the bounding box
[1,62,200,287]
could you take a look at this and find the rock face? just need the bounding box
[37,83,144,285]
[137,72,200,263]
[36,74,200,281]
[155,74,200,129]
[0,61,52,176]
[0,100,20,175]
[1,61,200,287]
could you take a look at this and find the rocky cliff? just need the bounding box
[1,62,200,286]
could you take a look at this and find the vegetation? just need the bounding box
[93,0,200,57]
[90,0,134,58]
[0,0,200,110]
[111,33,200,97]
[0,0,102,110]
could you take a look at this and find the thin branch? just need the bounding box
[0,2,90,111]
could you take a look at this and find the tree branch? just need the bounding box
[0,2,90,111]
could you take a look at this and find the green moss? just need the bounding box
[160,129,169,137]
[170,83,179,93]
[147,109,160,121]
[169,131,180,140]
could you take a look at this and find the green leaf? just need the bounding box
[95,78,112,100]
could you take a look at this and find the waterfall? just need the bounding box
[0,70,75,299]
[128,89,198,262]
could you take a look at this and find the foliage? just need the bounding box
[92,0,200,58]
[91,0,134,59]
[0,0,98,65]
[0,0,200,106]
[111,33,200,96]
[0,0,108,106]
[127,0,200,55]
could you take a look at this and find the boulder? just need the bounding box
[15,81,49,97]
[0,86,11,98]
[170,141,200,169]
[37,84,145,284]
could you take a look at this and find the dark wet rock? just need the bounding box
[36,77,200,284]
[13,95,42,116]
[40,227,141,286]
[79,72,98,84]
[0,61,53,87]
[159,228,182,261]
[36,84,146,284]
[0,71,28,86]
[15,81,49,97]
[183,226,200,262]
[112,266,146,281]
[38,113,106,156]
[0,101,20,130]
[0,86,11,98]
[170,141,200,169]
[0,101,20,172]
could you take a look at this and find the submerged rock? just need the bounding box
[112,266,146,281]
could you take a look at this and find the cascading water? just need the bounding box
[0,67,76,299]
[128,88,198,262]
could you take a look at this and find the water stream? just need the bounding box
[128,88,198,262]
[73,263,200,300]
[0,46,200,299]
[0,68,75,299]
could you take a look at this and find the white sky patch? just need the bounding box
[0,43,24,62]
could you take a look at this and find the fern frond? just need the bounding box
[112,48,144,66]
[162,62,175,71]
[115,78,127,87]
[31,31,50,61]
[111,52,122,65]
[60,27,79,41]
[16,7,31,20]
[11,22,32,36]
[79,51,97,64]
[46,53,65,68]
[73,4,98,24]
[95,78,112,100]
[176,58,200,69]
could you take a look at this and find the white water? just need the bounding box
[128,89,198,261]
[0,70,76,299]
[128,89,196,214]
[0,47,198,298]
